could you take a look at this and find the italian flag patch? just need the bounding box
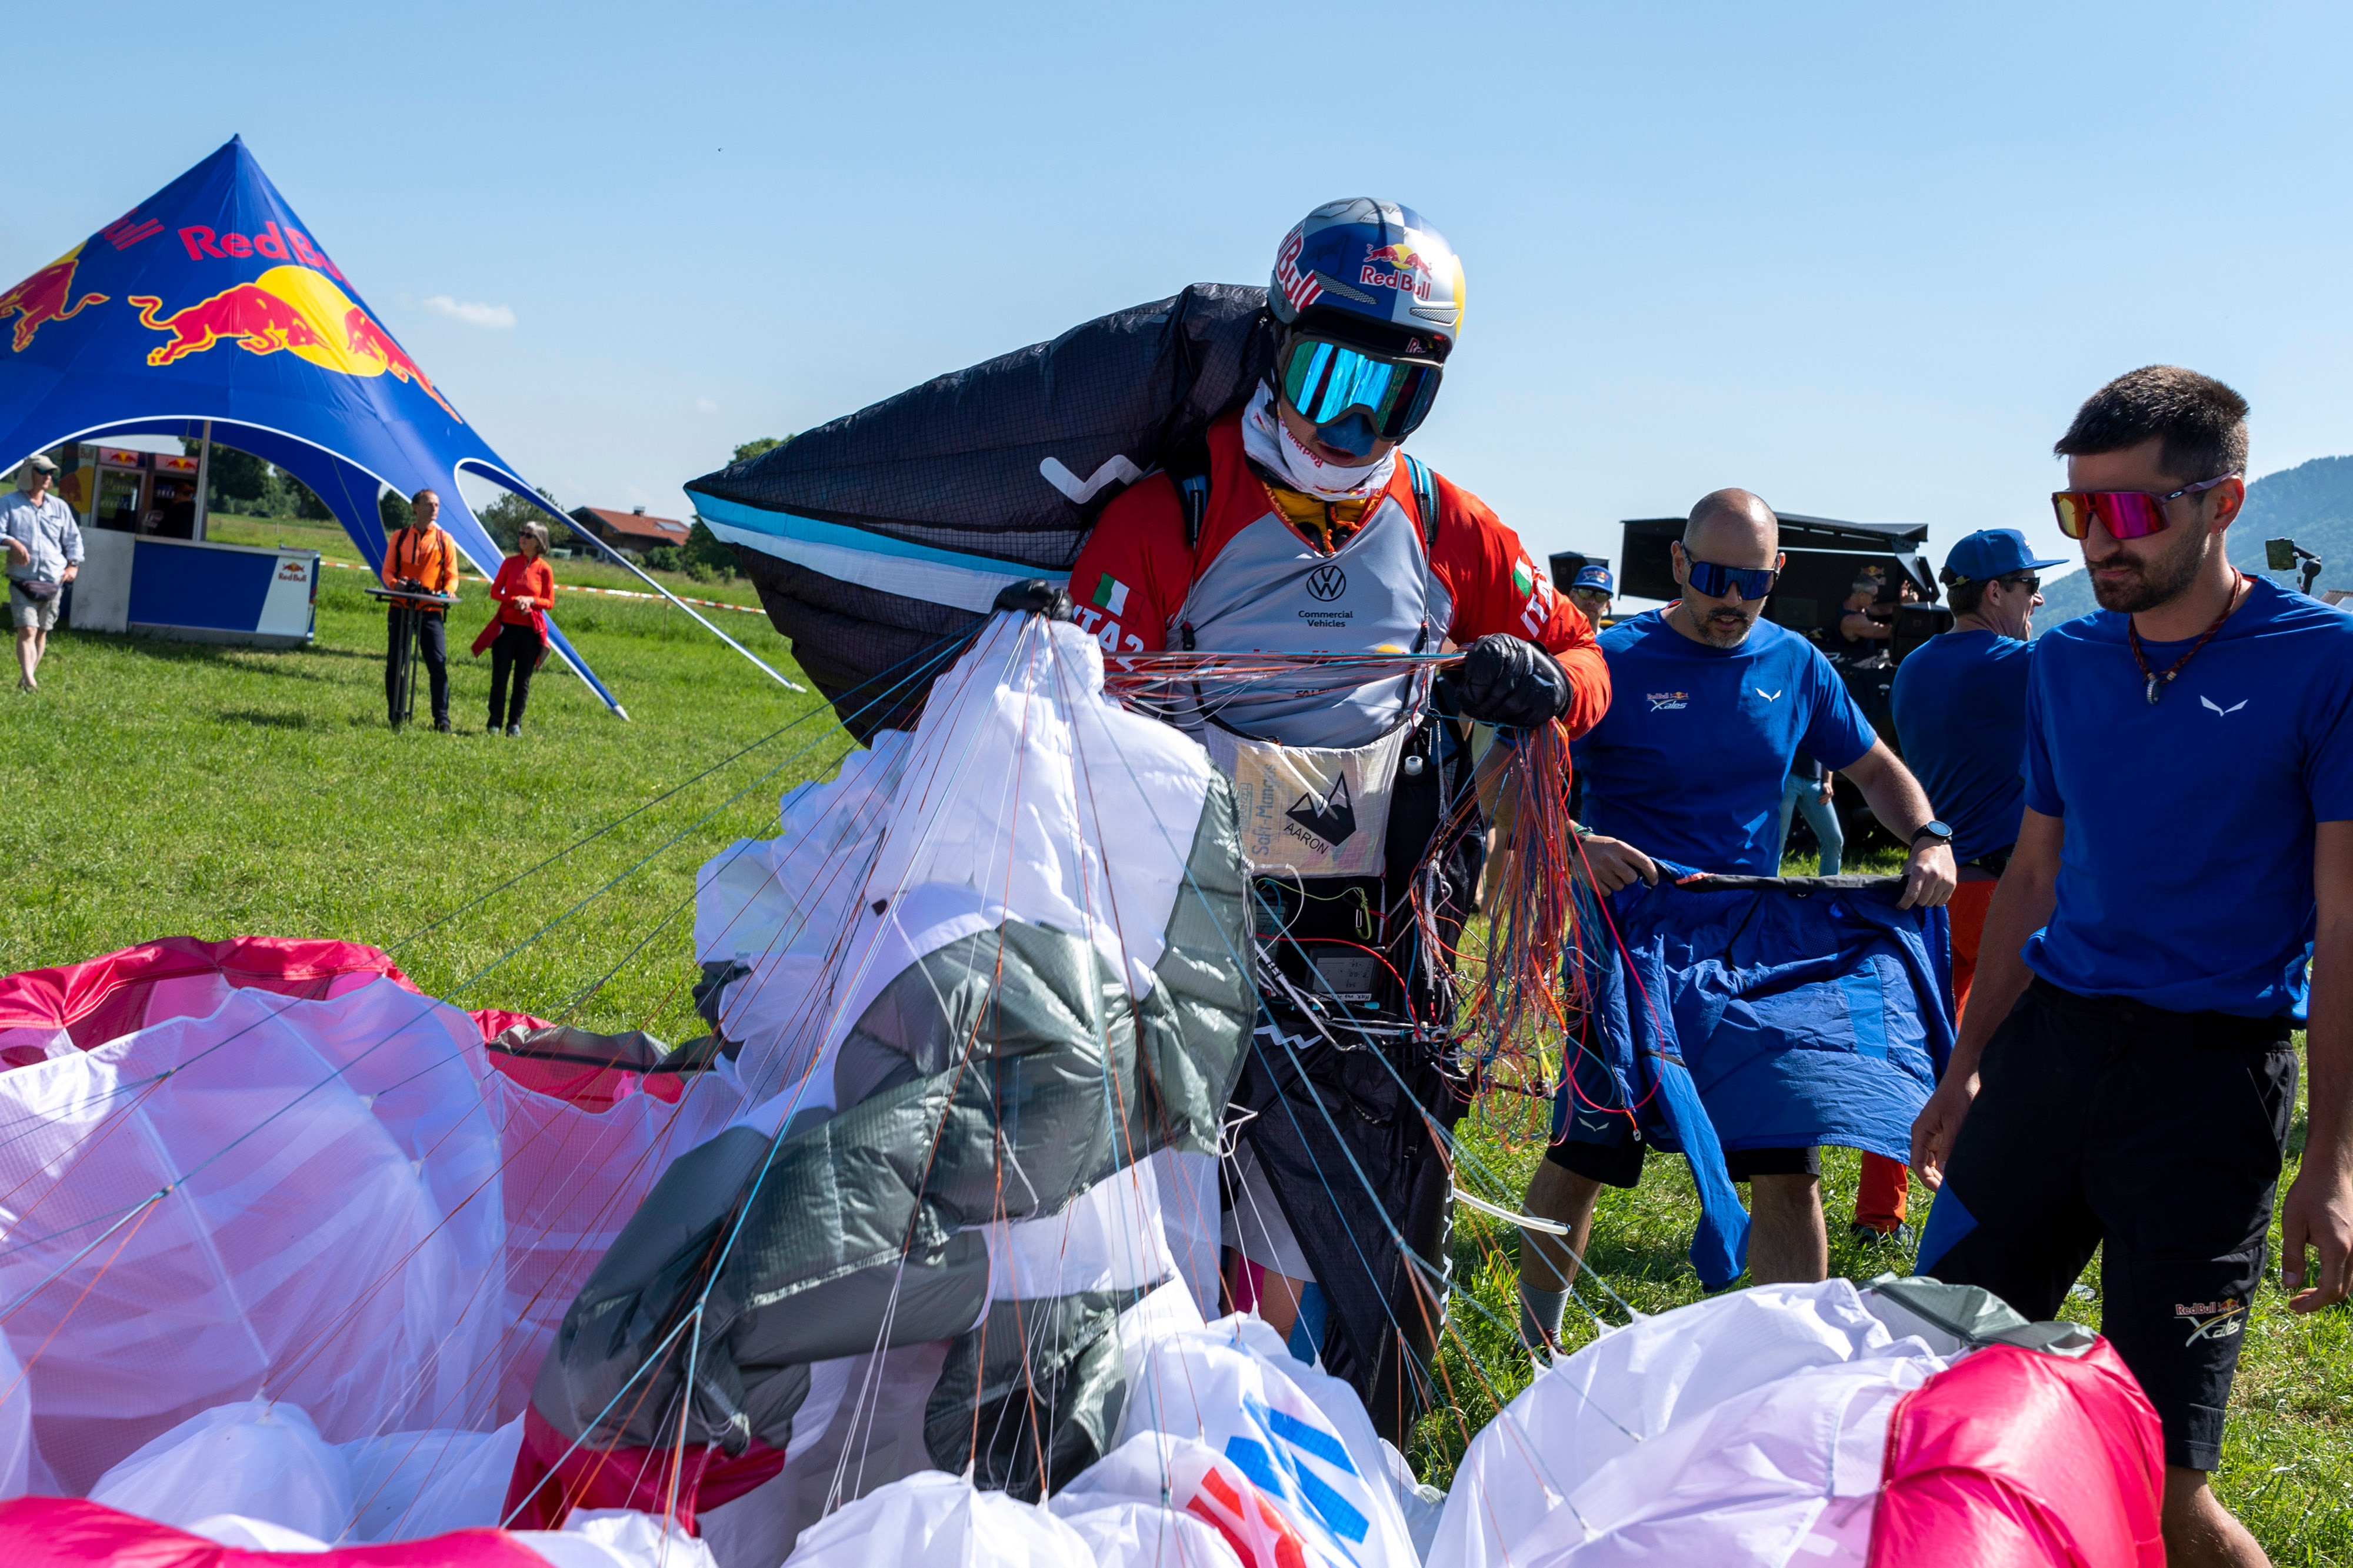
[1092,574,1130,616]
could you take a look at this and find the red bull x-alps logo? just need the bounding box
[0,245,108,353]
[1361,242,1436,301]
[126,227,461,422]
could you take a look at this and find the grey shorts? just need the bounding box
[8,585,58,632]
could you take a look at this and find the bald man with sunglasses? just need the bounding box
[1514,489,1955,1349]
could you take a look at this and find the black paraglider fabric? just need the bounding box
[688,284,1277,734]
[691,284,1275,564]
[733,552,979,739]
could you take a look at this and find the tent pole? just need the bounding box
[192,421,212,542]
[541,507,805,693]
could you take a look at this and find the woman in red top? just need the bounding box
[475,520,554,735]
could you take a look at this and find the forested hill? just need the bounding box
[2034,452,2353,630]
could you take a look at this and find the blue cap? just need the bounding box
[1945,528,2065,583]
[1572,564,1614,593]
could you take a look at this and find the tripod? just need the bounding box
[366,585,459,728]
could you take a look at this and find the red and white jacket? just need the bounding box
[1066,412,1608,749]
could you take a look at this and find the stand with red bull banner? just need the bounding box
[0,135,698,713]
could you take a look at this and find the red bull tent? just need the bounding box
[0,136,626,713]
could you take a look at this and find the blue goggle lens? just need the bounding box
[1279,336,1439,441]
[1686,560,1779,600]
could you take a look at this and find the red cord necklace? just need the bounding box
[2128,571,2245,705]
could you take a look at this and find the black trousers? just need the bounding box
[488,621,544,730]
[1917,978,2295,1471]
[385,608,449,725]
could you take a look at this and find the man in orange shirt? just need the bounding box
[380,487,460,730]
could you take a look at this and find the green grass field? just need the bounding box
[3,583,2344,1559]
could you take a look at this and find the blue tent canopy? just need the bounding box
[0,135,621,715]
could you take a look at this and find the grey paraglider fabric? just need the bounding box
[525,612,1252,1516]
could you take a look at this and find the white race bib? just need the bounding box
[1201,726,1407,878]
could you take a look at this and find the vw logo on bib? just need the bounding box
[1306,564,1348,602]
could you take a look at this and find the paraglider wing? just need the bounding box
[514,611,1253,1526]
[686,284,1276,735]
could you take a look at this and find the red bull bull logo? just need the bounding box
[0,245,108,353]
[1360,241,1437,301]
[130,282,329,365]
[126,265,461,421]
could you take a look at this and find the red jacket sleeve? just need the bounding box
[1064,474,1196,655]
[1428,475,1611,739]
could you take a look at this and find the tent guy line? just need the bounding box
[314,556,768,615]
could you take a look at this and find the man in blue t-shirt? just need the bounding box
[1912,367,2353,1567]
[1515,489,1957,1347]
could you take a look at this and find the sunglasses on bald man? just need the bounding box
[1684,558,1779,600]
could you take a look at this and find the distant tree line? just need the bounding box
[182,440,333,522]
[639,435,793,581]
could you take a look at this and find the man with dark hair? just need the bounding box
[1514,488,1956,1345]
[380,486,460,730]
[1914,366,2352,1567]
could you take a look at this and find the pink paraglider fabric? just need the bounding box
[0,936,414,1054]
[0,1496,546,1566]
[1868,1339,2165,1567]
[0,936,744,1484]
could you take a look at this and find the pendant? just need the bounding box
[2146,675,2164,705]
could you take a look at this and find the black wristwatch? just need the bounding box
[1911,820,1954,849]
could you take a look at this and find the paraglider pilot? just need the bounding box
[1067,198,1609,1440]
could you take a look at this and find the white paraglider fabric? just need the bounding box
[486,1068,744,1420]
[1431,1280,1946,1568]
[88,1400,353,1542]
[1118,1315,1421,1568]
[342,1419,526,1542]
[781,1469,1098,1568]
[1054,1497,1246,1568]
[0,980,506,1492]
[698,615,1221,1130]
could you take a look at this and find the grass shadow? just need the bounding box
[215,709,317,730]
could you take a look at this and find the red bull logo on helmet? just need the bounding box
[1360,240,1437,301]
[127,264,461,421]
[0,245,108,354]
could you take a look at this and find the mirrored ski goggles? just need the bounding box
[1277,335,1443,442]
[2050,473,2239,541]
[1685,558,1779,599]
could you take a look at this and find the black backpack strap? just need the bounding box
[1176,471,1211,552]
[1402,453,1441,549]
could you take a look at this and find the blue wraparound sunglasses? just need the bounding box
[1684,558,1779,600]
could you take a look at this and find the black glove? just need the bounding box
[1455,633,1571,728]
[994,578,1075,622]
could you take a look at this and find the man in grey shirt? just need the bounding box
[2,453,84,692]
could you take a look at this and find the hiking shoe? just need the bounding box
[1849,1222,1914,1248]
[434,718,452,733]
[506,724,521,737]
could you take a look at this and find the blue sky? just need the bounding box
[9,1,2349,590]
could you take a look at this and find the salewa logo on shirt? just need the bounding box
[1754,687,1782,702]
[1647,690,1690,712]
[2200,696,2248,716]
[2175,1297,2247,1345]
